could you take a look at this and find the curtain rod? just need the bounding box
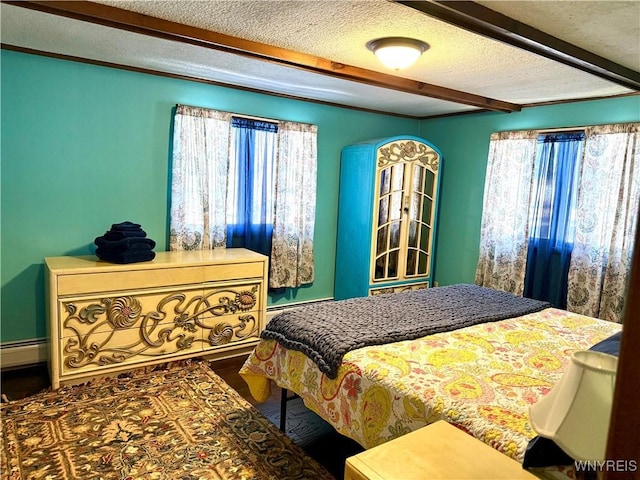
[176,103,320,128]
[533,121,638,134]
[176,103,281,124]
[230,112,281,124]
[496,122,637,136]
[538,126,587,134]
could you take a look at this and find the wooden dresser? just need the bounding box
[45,249,268,388]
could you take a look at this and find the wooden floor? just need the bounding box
[1,356,363,479]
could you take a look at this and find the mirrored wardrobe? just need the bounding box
[335,136,442,299]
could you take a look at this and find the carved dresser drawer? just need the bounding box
[45,249,268,388]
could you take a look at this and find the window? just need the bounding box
[169,105,318,288]
[476,123,640,323]
[524,132,584,308]
[226,117,278,256]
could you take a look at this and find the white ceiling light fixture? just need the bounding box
[367,37,430,70]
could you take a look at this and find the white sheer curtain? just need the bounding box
[567,123,640,323]
[169,106,318,289]
[270,121,318,288]
[476,123,639,322]
[475,130,539,294]
[170,105,232,250]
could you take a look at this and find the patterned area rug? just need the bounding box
[0,360,334,480]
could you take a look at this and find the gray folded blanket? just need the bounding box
[261,284,550,379]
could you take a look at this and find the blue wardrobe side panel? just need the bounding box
[334,144,375,300]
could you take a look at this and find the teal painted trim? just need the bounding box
[428,142,443,282]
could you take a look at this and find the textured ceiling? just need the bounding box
[479,1,639,70]
[2,1,639,118]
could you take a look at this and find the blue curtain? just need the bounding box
[226,117,278,256]
[524,132,584,308]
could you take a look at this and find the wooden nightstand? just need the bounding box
[344,421,539,480]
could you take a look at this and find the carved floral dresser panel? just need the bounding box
[45,249,268,388]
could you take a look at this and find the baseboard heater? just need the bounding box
[0,338,47,369]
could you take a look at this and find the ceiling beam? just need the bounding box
[5,0,521,113]
[397,0,640,91]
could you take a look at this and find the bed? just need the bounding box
[239,284,621,477]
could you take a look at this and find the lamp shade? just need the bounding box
[366,37,429,70]
[529,350,617,461]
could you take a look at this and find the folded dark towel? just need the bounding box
[94,236,156,252]
[111,221,142,232]
[97,249,156,264]
[103,229,147,240]
[95,246,154,259]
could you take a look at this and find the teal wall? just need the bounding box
[1,50,421,343]
[3,49,639,344]
[419,95,640,287]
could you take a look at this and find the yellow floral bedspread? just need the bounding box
[240,308,620,467]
